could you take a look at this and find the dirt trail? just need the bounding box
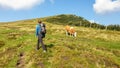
[16,53,25,68]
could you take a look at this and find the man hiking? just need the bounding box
[36,20,47,52]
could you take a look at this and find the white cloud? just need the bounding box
[0,0,45,10]
[93,0,120,14]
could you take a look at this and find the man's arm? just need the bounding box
[36,25,38,37]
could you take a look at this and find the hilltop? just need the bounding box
[43,14,120,31]
[1,14,119,31]
[0,14,120,68]
[42,14,88,25]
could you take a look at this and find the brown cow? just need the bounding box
[65,25,77,37]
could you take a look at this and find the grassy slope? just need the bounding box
[0,20,120,68]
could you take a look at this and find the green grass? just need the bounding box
[0,21,120,68]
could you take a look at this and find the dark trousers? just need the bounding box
[37,34,47,51]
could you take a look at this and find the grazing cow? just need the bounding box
[65,25,77,37]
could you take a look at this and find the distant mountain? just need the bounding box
[1,14,119,31]
[42,14,120,31]
[42,14,90,26]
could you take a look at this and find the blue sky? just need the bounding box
[0,0,120,25]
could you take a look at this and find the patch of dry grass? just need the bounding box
[0,20,120,68]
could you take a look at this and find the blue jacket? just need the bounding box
[36,24,41,36]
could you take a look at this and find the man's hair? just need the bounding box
[38,20,42,23]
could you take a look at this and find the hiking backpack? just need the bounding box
[40,23,46,34]
[40,23,46,38]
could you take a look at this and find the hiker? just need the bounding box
[36,20,47,52]
[65,25,77,37]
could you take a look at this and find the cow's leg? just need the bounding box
[66,31,68,36]
[70,33,73,37]
[74,32,77,37]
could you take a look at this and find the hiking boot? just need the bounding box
[36,48,39,50]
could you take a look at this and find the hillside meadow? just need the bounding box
[0,19,120,68]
